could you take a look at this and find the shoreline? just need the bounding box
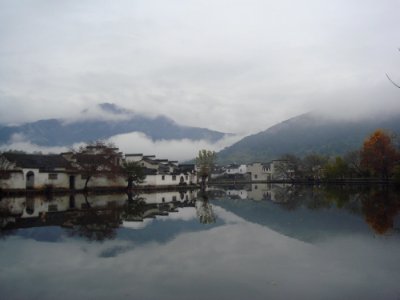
[1,178,398,197]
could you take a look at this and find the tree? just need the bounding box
[344,150,364,177]
[302,153,329,180]
[72,141,122,190]
[0,154,13,180]
[386,48,400,88]
[275,154,302,180]
[324,156,349,179]
[196,149,216,189]
[122,161,145,190]
[360,130,400,180]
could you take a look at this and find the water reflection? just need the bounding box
[1,185,399,239]
[1,186,400,299]
[214,184,400,235]
[196,190,216,224]
[0,190,200,241]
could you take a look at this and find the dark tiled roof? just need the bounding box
[178,164,195,172]
[74,154,111,165]
[2,153,72,171]
[142,168,157,175]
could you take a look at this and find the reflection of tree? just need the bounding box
[195,191,216,224]
[0,212,17,239]
[66,196,121,241]
[120,193,147,221]
[361,189,400,235]
[278,186,306,211]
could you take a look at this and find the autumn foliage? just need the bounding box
[360,129,400,179]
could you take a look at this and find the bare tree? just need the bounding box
[71,141,123,191]
[386,48,400,88]
[121,161,145,190]
[0,154,14,180]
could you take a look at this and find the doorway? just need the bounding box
[26,171,34,189]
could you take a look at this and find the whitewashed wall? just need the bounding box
[0,172,25,189]
[246,163,270,181]
[140,173,195,187]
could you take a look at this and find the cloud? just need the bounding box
[0,134,82,154]
[0,0,400,133]
[0,131,243,161]
[108,132,245,162]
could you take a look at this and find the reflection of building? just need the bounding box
[226,190,248,200]
[231,183,293,203]
[0,191,198,232]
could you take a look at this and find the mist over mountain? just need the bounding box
[0,103,227,147]
[217,112,400,164]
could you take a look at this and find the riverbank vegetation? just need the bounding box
[275,129,400,183]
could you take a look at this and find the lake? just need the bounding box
[1,184,399,300]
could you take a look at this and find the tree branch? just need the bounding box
[386,73,400,88]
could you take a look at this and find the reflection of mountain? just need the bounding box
[211,185,400,242]
[213,198,370,243]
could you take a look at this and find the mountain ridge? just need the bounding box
[0,103,227,147]
[217,111,400,164]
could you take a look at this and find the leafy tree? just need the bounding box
[196,149,216,189]
[122,161,145,189]
[360,130,400,180]
[324,156,349,179]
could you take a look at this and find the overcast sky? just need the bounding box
[1,0,400,135]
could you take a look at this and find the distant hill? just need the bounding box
[0,103,227,147]
[217,112,400,164]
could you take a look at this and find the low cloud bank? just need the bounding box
[108,132,244,162]
[0,132,243,162]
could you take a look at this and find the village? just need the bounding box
[0,142,294,193]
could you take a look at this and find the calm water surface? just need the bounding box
[1,185,399,300]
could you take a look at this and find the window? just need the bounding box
[172,196,177,201]
[48,204,58,212]
[48,173,58,180]
[81,174,88,180]
[161,175,165,180]
[172,175,176,181]
[254,174,258,179]
[0,173,11,179]
[185,175,188,180]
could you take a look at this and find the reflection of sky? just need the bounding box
[1,204,400,299]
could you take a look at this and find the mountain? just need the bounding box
[217,112,400,164]
[0,103,227,146]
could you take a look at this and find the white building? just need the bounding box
[225,164,248,175]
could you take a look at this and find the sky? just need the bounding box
[1,0,400,134]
